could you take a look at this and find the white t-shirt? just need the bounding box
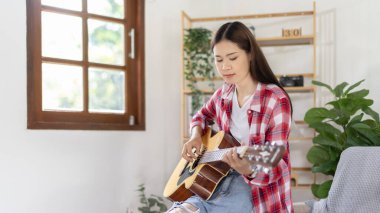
[229,88,253,146]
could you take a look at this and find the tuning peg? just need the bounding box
[256,165,263,172]
[263,167,270,174]
[248,155,254,161]
[255,155,261,162]
[263,157,269,164]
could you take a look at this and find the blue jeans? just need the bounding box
[168,171,253,213]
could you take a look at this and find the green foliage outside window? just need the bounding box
[56,0,123,111]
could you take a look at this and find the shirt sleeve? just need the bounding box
[245,97,292,186]
[189,89,221,135]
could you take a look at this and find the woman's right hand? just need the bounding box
[181,136,202,162]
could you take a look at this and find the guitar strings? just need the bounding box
[197,146,273,163]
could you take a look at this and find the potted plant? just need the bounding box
[183,28,215,115]
[304,79,380,198]
[126,184,168,213]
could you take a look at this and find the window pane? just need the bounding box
[89,68,125,113]
[88,0,124,19]
[42,63,83,111]
[88,19,124,65]
[41,0,82,11]
[42,12,82,60]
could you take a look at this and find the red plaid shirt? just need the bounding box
[191,82,293,213]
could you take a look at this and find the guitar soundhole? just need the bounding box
[189,158,200,172]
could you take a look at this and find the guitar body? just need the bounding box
[163,128,240,201]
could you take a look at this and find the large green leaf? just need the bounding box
[358,98,374,107]
[330,98,373,118]
[351,123,380,145]
[327,111,351,126]
[326,100,340,109]
[343,79,365,96]
[335,116,351,126]
[328,146,341,161]
[311,160,337,176]
[351,122,371,130]
[362,106,380,123]
[338,98,361,113]
[346,127,372,146]
[312,80,334,94]
[347,89,369,99]
[309,122,341,137]
[333,82,349,98]
[362,119,378,128]
[326,99,360,123]
[304,108,336,124]
[311,180,333,199]
[307,146,330,164]
[347,113,364,127]
[313,134,343,150]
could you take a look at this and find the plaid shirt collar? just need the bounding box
[221,82,264,113]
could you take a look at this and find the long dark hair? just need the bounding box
[211,21,292,113]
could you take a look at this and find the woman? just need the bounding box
[168,21,293,213]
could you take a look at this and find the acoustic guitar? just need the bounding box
[163,127,285,201]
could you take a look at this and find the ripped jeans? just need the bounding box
[167,171,253,213]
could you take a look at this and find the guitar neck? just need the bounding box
[199,147,246,164]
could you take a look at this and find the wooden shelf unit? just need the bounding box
[189,10,315,23]
[292,185,313,189]
[292,167,312,171]
[256,35,314,47]
[284,86,315,93]
[289,137,314,141]
[294,120,307,125]
[181,2,318,189]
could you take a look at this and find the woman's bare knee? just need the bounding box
[167,203,199,213]
[183,203,198,212]
[167,208,185,213]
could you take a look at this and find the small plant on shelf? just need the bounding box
[304,79,380,198]
[183,28,215,116]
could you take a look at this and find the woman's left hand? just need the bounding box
[222,147,252,176]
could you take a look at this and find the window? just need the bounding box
[27,0,145,130]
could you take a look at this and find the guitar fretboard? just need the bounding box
[199,147,246,164]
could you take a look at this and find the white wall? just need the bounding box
[0,0,379,212]
[318,0,380,111]
[0,0,183,212]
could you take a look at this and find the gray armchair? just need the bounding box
[293,146,380,213]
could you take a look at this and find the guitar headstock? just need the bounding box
[239,142,285,174]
